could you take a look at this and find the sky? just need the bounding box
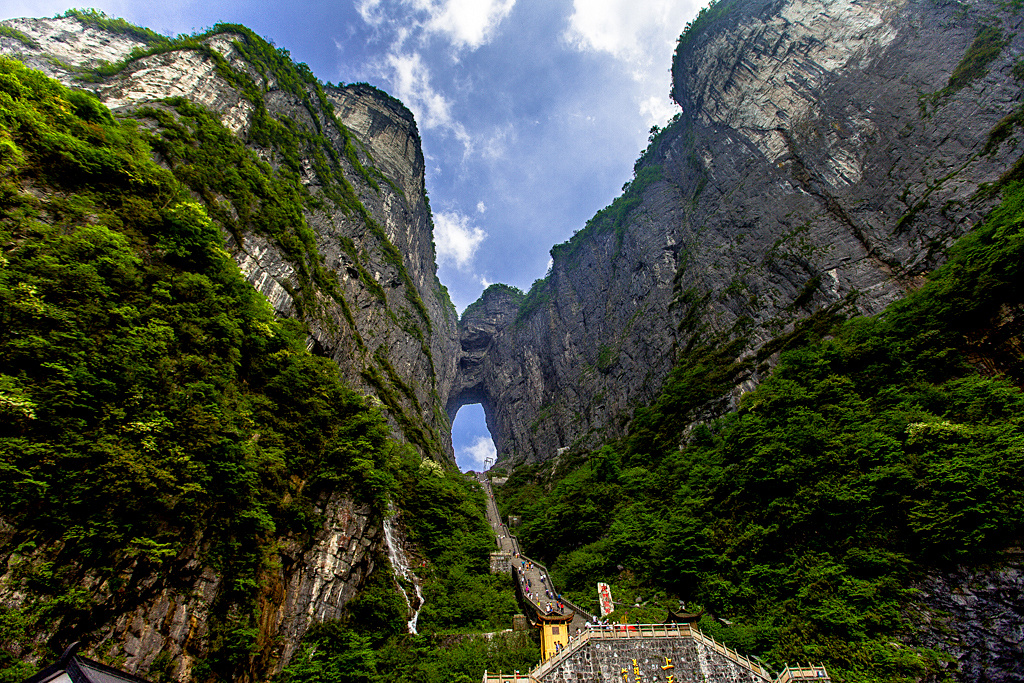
[3,0,702,471]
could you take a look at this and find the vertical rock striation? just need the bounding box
[0,15,460,464]
[457,0,1024,465]
[909,559,1024,683]
[0,14,458,679]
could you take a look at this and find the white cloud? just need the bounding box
[563,1,689,134]
[639,94,679,127]
[476,201,487,214]
[385,51,473,149]
[481,122,515,159]
[415,0,517,49]
[479,275,492,287]
[563,0,697,65]
[356,0,385,24]
[359,0,515,50]
[458,435,496,470]
[434,210,487,269]
[387,51,450,127]
[355,0,518,155]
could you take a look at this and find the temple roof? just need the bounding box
[23,643,153,683]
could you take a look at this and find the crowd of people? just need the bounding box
[483,474,580,624]
[583,619,614,629]
[514,555,568,614]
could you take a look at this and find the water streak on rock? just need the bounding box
[383,513,423,634]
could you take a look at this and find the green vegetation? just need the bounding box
[673,0,740,55]
[983,99,1024,157]
[136,98,343,321]
[0,57,524,683]
[281,628,537,683]
[460,283,524,322]
[596,344,618,372]
[549,165,663,266]
[1013,58,1024,81]
[0,56,407,677]
[946,25,1008,91]
[0,26,39,49]
[497,173,1024,680]
[60,9,169,45]
[61,17,433,335]
[920,24,1010,114]
[69,16,442,450]
[516,118,676,330]
[399,459,520,633]
[515,276,552,324]
[278,452,533,683]
[511,111,679,328]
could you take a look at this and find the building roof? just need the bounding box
[23,643,153,683]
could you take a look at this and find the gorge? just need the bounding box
[1,0,1023,680]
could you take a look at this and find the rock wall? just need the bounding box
[908,558,1024,683]
[457,0,1024,465]
[98,495,377,680]
[0,14,457,679]
[0,15,460,463]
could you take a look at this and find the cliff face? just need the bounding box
[459,0,1024,465]
[909,560,1024,683]
[3,2,1023,679]
[0,15,459,461]
[0,14,456,679]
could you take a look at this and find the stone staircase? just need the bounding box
[482,625,831,682]
[476,475,830,683]
[479,473,596,634]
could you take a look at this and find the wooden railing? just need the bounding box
[528,623,772,681]
[775,666,830,682]
[482,673,538,683]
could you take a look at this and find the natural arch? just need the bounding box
[446,285,521,467]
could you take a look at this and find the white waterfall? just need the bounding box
[382,512,424,634]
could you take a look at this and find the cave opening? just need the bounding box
[451,403,496,473]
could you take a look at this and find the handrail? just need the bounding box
[514,551,594,619]
[478,477,823,683]
[775,666,830,682]
[690,627,769,678]
[482,673,539,683]
[527,623,772,681]
[481,477,596,622]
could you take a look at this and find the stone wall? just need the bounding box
[536,635,770,683]
[0,16,453,680]
[906,559,1024,683]
[490,552,513,575]
[0,15,460,465]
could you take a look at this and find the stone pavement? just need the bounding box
[477,472,594,636]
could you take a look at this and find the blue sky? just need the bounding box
[3,0,702,471]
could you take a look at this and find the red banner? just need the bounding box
[597,582,614,616]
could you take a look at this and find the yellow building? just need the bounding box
[538,612,574,661]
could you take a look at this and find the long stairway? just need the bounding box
[477,472,594,635]
[475,472,831,683]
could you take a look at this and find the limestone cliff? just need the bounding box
[457,0,1024,465]
[3,2,1024,680]
[0,13,457,680]
[0,14,459,463]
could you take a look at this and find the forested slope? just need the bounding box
[0,52,524,683]
[496,171,1024,680]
